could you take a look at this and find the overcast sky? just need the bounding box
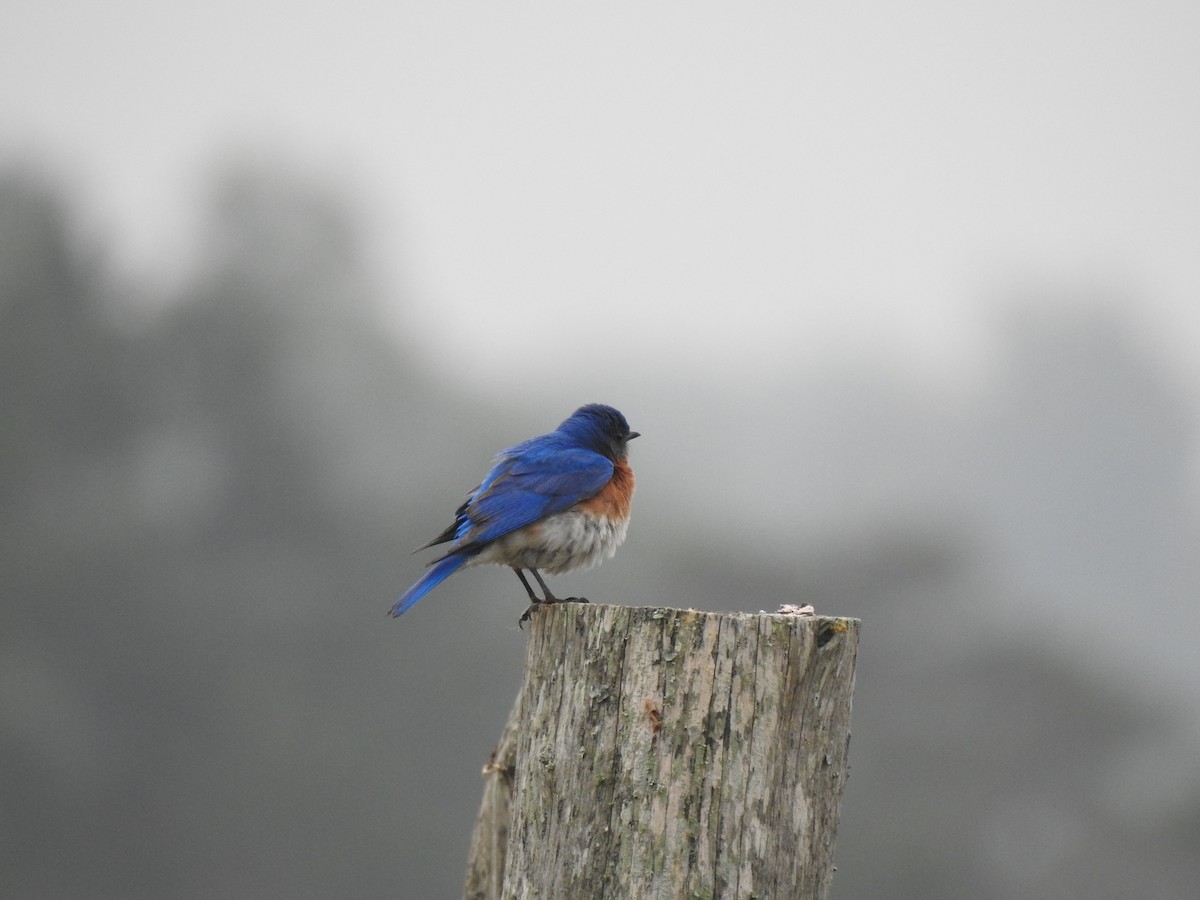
[4,1,1199,398]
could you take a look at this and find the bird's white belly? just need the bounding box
[472,510,630,574]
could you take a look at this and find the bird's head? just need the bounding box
[558,404,640,461]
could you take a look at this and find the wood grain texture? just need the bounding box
[462,603,859,900]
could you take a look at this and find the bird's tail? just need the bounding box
[389,553,468,617]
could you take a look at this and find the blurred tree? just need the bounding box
[0,162,474,899]
[0,172,133,498]
[4,162,1198,900]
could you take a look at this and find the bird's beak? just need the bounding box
[627,431,641,440]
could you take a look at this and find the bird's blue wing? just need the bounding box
[448,445,613,552]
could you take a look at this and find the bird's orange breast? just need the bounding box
[577,459,635,519]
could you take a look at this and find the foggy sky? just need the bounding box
[3,1,1199,397]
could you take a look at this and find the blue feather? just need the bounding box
[452,448,613,549]
[388,553,468,617]
[390,404,638,616]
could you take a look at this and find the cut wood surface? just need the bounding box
[463,603,860,900]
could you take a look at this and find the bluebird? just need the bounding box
[390,404,639,623]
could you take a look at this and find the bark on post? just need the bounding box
[463,603,859,900]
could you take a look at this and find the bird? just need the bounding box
[389,403,639,623]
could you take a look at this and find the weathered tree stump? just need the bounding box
[463,603,859,900]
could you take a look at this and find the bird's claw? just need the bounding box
[517,595,591,628]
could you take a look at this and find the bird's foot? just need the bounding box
[517,595,591,628]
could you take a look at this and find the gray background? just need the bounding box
[3,3,1199,898]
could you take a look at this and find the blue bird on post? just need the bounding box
[390,404,639,624]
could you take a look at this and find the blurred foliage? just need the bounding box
[2,164,1198,899]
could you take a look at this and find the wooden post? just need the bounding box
[462,603,860,900]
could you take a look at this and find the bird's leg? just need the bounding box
[511,571,540,628]
[515,568,547,628]
[528,568,559,603]
[517,568,588,627]
[512,568,543,602]
[530,569,588,605]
